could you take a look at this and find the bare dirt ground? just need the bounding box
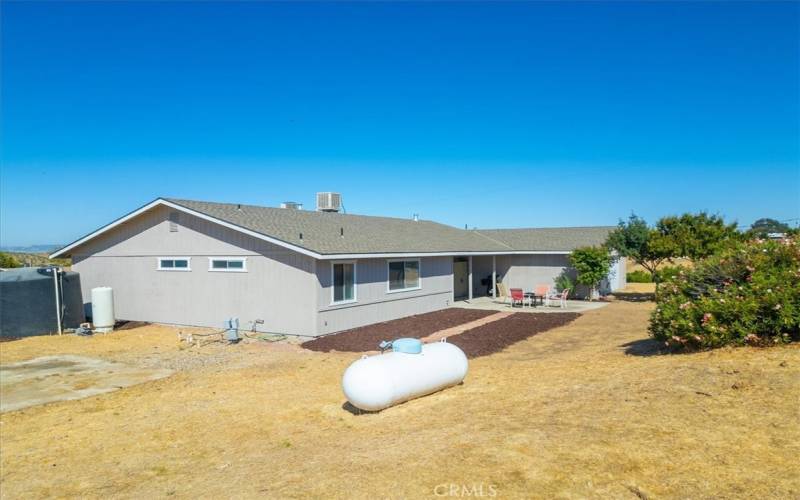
[1,302,798,499]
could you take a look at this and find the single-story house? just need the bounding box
[51,198,625,336]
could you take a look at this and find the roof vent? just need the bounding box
[280,201,303,210]
[316,192,342,213]
[169,212,180,232]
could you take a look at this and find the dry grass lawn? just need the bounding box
[1,302,798,499]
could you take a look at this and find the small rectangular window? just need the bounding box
[208,258,247,272]
[157,257,191,271]
[388,259,421,292]
[331,261,356,304]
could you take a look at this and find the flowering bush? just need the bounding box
[649,236,800,350]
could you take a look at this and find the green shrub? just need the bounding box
[627,270,652,283]
[554,271,574,292]
[649,236,800,350]
[569,246,612,300]
[0,252,21,268]
[656,265,681,283]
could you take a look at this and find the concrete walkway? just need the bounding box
[453,296,608,314]
[421,311,513,343]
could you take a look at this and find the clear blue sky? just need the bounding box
[1,1,798,246]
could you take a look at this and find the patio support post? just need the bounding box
[492,255,496,298]
[468,255,473,300]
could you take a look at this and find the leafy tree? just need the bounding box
[605,214,675,293]
[656,212,740,260]
[569,246,612,301]
[0,252,21,268]
[748,218,791,238]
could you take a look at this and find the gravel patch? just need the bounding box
[448,312,580,358]
[303,308,498,353]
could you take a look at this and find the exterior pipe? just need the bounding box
[52,268,62,335]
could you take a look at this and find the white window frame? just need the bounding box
[157,257,192,271]
[330,260,357,305]
[386,258,422,293]
[208,257,248,273]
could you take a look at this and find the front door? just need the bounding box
[453,259,469,299]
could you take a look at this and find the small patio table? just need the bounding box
[524,292,543,307]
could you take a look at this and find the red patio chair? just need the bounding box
[509,288,525,307]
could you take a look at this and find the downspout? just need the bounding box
[52,268,62,335]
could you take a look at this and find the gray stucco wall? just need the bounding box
[602,256,626,292]
[314,256,453,335]
[497,254,573,292]
[71,205,318,335]
[471,253,625,298]
[470,254,572,296]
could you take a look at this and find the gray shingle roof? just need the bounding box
[476,227,616,253]
[166,198,612,255]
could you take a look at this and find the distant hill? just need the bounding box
[0,252,70,268]
[0,244,62,254]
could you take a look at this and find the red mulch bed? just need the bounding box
[448,312,580,358]
[303,308,498,353]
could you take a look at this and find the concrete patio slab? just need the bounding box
[453,296,608,314]
[0,355,172,412]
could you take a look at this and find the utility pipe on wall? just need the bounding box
[52,268,62,335]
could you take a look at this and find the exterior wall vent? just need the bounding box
[280,201,303,210]
[169,212,180,232]
[316,192,341,212]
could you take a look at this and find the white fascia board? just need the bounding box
[50,198,325,260]
[315,250,571,260]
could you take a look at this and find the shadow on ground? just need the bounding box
[341,401,379,416]
[612,292,655,302]
[621,338,668,357]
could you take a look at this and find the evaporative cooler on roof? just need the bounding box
[316,192,341,212]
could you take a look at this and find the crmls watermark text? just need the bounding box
[433,483,498,497]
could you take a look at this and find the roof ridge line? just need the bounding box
[164,197,432,224]
[479,225,616,231]
[472,230,515,251]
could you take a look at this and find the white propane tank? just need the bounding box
[91,287,115,333]
[342,339,468,412]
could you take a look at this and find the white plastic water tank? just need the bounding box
[342,340,468,412]
[91,287,115,333]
